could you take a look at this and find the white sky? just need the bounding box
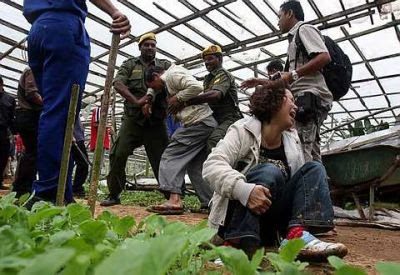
[1,0,400,140]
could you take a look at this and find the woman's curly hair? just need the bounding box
[249,85,286,123]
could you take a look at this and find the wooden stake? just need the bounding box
[88,34,120,216]
[56,84,80,206]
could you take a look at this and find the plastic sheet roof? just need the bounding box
[1,0,400,142]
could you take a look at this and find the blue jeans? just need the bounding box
[222,161,334,244]
[28,11,90,202]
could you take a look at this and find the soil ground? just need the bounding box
[2,178,400,274]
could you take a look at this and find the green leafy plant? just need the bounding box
[265,239,308,274]
[328,256,366,275]
[1,193,400,275]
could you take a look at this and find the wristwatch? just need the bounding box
[291,70,299,81]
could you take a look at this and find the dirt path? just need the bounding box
[94,202,208,225]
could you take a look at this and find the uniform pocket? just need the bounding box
[128,70,144,90]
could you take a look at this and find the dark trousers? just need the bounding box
[222,162,334,246]
[13,130,38,197]
[107,116,169,198]
[28,11,90,202]
[0,133,10,187]
[71,140,89,193]
[12,110,40,197]
[207,115,241,154]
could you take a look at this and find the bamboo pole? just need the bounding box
[88,34,120,216]
[110,87,117,147]
[56,84,80,206]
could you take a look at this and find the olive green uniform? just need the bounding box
[107,57,171,198]
[203,67,242,153]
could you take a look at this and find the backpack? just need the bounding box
[293,24,353,101]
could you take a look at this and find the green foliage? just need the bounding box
[328,256,367,275]
[100,189,202,212]
[214,246,263,275]
[266,239,308,274]
[1,194,400,274]
[347,118,390,137]
[376,262,400,275]
[0,193,215,274]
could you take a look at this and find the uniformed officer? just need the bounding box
[169,45,242,153]
[101,33,171,206]
[23,0,131,205]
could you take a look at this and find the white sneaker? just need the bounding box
[280,231,348,261]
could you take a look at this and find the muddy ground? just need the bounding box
[2,178,399,274]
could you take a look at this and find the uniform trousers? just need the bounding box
[107,116,169,198]
[28,11,90,202]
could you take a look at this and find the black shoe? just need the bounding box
[100,196,121,206]
[239,237,261,260]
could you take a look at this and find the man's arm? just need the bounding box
[167,70,204,114]
[112,60,149,106]
[184,90,221,106]
[22,69,43,106]
[114,81,149,106]
[277,52,331,85]
[173,72,204,101]
[294,25,331,78]
[89,0,131,39]
[185,71,233,106]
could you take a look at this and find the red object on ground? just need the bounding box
[286,226,305,240]
[15,134,25,154]
[89,107,110,151]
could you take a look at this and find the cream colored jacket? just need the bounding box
[161,64,212,126]
[202,116,305,228]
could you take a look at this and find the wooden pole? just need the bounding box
[110,87,117,147]
[56,84,80,206]
[88,34,120,216]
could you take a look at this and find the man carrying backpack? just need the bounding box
[242,0,336,162]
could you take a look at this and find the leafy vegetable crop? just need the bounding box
[1,193,400,275]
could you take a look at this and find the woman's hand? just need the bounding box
[247,185,272,215]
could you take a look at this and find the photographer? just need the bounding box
[241,1,332,162]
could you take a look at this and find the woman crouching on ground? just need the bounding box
[202,85,347,260]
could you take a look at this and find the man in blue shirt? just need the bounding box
[23,0,131,204]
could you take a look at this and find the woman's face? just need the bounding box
[275,90,297,130]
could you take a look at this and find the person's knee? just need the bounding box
[303,161,326,174]
[109,148,129,166]
[247,164,285,185]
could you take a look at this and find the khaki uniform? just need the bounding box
[203,67,242,152]
[107,57,171,198]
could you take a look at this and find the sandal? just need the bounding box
[147,204,184,215]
